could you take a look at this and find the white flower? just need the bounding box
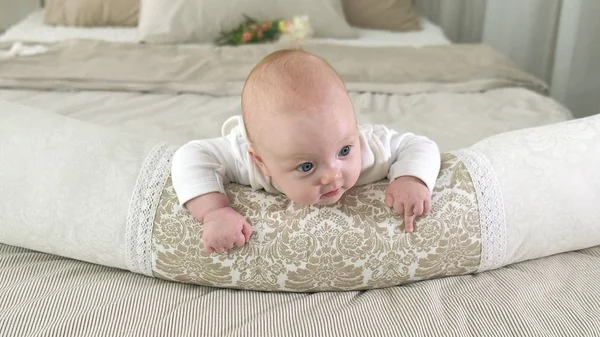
[292,15,313,39]
[280,15,313,43]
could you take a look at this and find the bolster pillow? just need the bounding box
[1,100,599,292]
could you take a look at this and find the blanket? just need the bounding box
[0,40,548,96]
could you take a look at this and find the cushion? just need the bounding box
[342,0,421,31]
[152,154,481,291]
[137,0,357,44]
[44,0,139,27]
[2,99,600,292]
[0,100,160,271]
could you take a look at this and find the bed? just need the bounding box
[1,1,598,336]
[0,9,570,152]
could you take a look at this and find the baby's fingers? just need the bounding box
[385,191,393,208]
[392,199,405,215]
[423,198,431,215]
[203,237,227,254]
[413,202,424,216]
[202,236,214,253]
[404,207,415,233]
[233,232,246,248]
[204,242,222,253]
[242,222,253,242]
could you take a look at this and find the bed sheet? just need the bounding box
[0,9,451,46]
[1,243,599,337]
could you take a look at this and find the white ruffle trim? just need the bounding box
[126,142,178,277]
[455,148,507,272]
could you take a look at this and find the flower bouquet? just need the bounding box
[215,15,313,47]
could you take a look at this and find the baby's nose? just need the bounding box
[320,168,342,185]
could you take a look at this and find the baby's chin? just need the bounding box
[317,198,341,206]
[287,189,347,206]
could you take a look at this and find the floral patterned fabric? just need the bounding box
[151,153,482,292]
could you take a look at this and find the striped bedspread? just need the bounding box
[1,243,599,337]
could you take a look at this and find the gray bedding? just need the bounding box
[1,243,599,336]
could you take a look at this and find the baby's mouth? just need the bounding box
[322,188,341,198]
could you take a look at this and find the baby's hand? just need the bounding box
[385,176,431,233]
[202,207,252,253]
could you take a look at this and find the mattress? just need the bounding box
[0,10,597,337]
[0,9,452,47]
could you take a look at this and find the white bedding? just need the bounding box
[0,87,571,153]
[0,9,451,46]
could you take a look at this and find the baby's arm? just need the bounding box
[171,137,252,252]
[384,129,441,193]
[171,137,239,210]
[360,124,441,190]
[361,125,441,231]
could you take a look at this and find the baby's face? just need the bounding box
[250,90,362,206]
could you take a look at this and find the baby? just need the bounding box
[171,49,441,253]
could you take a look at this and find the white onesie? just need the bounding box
[171,115,441,206]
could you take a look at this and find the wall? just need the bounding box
[0,0,40,30]
[416,0,487,43]
[551,0,600,118]
[481,0,562,85]
[419,0,600,118]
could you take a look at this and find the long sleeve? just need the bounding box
[357,124,441,193]
[171,136,249,206]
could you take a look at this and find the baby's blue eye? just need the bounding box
[297,162,314,172]
[339,145,351,157]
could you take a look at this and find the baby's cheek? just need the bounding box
[348,159,362,185]
[282,182,313,204]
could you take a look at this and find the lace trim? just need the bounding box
[126,142,178,276]
[454,148,507,272]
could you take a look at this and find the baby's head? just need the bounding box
[242,49,362,205]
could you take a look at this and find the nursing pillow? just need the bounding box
[1,100,599,292]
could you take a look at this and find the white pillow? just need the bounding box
[138,0,357,44]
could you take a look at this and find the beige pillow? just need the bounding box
[342,0,421,31]
[152,153,482,292]
[44,0,139,27]
[138,0,357,44]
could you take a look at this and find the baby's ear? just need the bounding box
[248,145,270,177]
